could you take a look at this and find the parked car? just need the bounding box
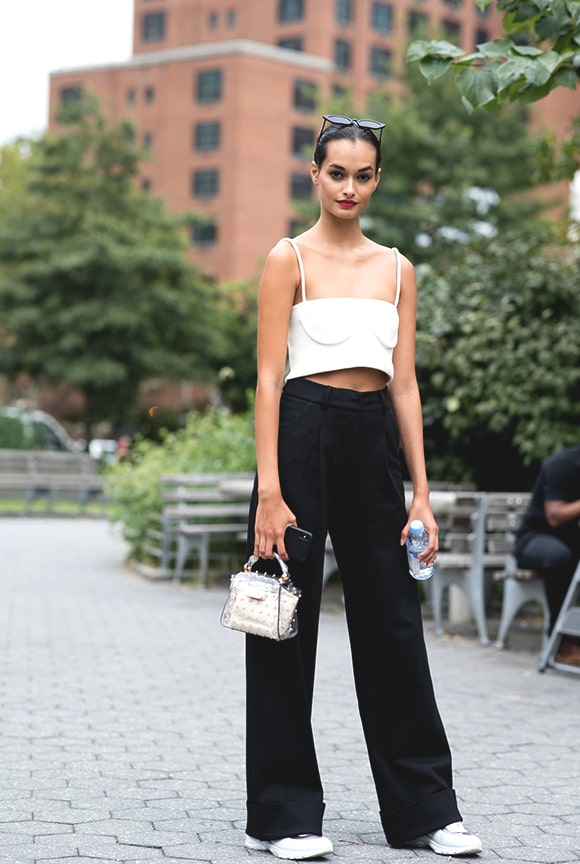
[0,407,85,452]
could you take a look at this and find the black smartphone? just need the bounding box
[284,525,313,562]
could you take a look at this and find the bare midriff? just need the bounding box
[305,367,389,392]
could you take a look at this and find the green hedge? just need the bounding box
[105,408,256,559]
[0,413,27,449]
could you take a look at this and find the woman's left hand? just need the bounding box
[400,505,439,567]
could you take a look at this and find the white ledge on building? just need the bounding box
[52,39,335,76]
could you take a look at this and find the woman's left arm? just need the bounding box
[388,254,438,563]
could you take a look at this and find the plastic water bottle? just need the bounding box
[406,520,434,580]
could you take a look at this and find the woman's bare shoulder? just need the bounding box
[260,239,301,291]
[260,238,297,272]
[267,237,293,258]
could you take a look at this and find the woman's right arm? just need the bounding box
[253,241,299,560]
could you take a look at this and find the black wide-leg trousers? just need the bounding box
[245,377,461,844]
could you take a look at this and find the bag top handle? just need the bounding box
[245,552,290,579]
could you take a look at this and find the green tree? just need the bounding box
[0,95,219,441]
[366,70,543,262]
[0,140,32,220]
[408,0,580,178]
[415,230,580,489]
[203,279,258,412]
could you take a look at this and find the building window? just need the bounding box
[370,46,391,78]
[443,0,463,5]
[208,11,218,29]
[194,121,221,151]
[279,0,304,23]
[191,220,218,246]
[442,19,461,42]
[142,12,166,42]
[291,173,312,200]
[196,69,223,103]
[60,86,82,105]
[332,83,348,99]
[193,169,220,198]
[292,127,314,157]
[371,2,393,34]
[144,86,155,104]
[278,37,303,51]
[409,11,428,34]
[227,9,237,27]
[126,88,137,105]
[293,79,317,111]
[143,132,154,150]
[336,0,352,25]
[335,39,351,71]
[141,179,152,193]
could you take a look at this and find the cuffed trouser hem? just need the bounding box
[246,797,325,842]
[381,788,461,846]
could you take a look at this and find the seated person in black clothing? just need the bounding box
[515,445,580,661]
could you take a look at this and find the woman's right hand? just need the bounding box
[253,493,296,560]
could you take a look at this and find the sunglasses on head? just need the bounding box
[317,114,386,146]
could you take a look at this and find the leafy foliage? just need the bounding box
[204,280,258,412]
[0,95,219,439]
[105,408,256,559]
[415,231,580,488]
[365,70,543,262]
[0,413,27,449]
[0,141,33,220]
[408,0,580,138]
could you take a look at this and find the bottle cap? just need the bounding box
[409,519,424,534]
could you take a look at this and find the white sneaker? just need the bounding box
[412,822,482,856]
[245,833,333,860]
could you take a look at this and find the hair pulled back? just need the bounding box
[313,123,382,172]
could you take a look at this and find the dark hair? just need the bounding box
[313,123,382,171]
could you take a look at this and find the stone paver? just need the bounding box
[0,517,578,863]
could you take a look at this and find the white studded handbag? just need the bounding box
[220,553,301,641]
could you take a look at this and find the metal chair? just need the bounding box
[538,561,580,675]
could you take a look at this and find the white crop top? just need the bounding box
[283,238,401,382]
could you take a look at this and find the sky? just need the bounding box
[0,0,134,146]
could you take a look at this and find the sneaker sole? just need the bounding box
[426,837,482,856]
[399,836,482,857]
[245,836,333,860]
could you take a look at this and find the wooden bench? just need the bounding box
[0,450,35,500]
[0,449,104,513]
[432,491,547,647]
[27,451,104,513]
[172,501,250,585]
[140,473,253,582]
[485,493,548,649]
[419,490,488,641]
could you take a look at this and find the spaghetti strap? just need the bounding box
[282,237,307,302]
[392,247,402,307]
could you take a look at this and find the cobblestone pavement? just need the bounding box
[0,517,578,864]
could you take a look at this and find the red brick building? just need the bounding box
[49,0,577,282]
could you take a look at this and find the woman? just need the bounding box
[243,115,482,860]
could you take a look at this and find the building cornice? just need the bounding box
[52,39,334,76]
